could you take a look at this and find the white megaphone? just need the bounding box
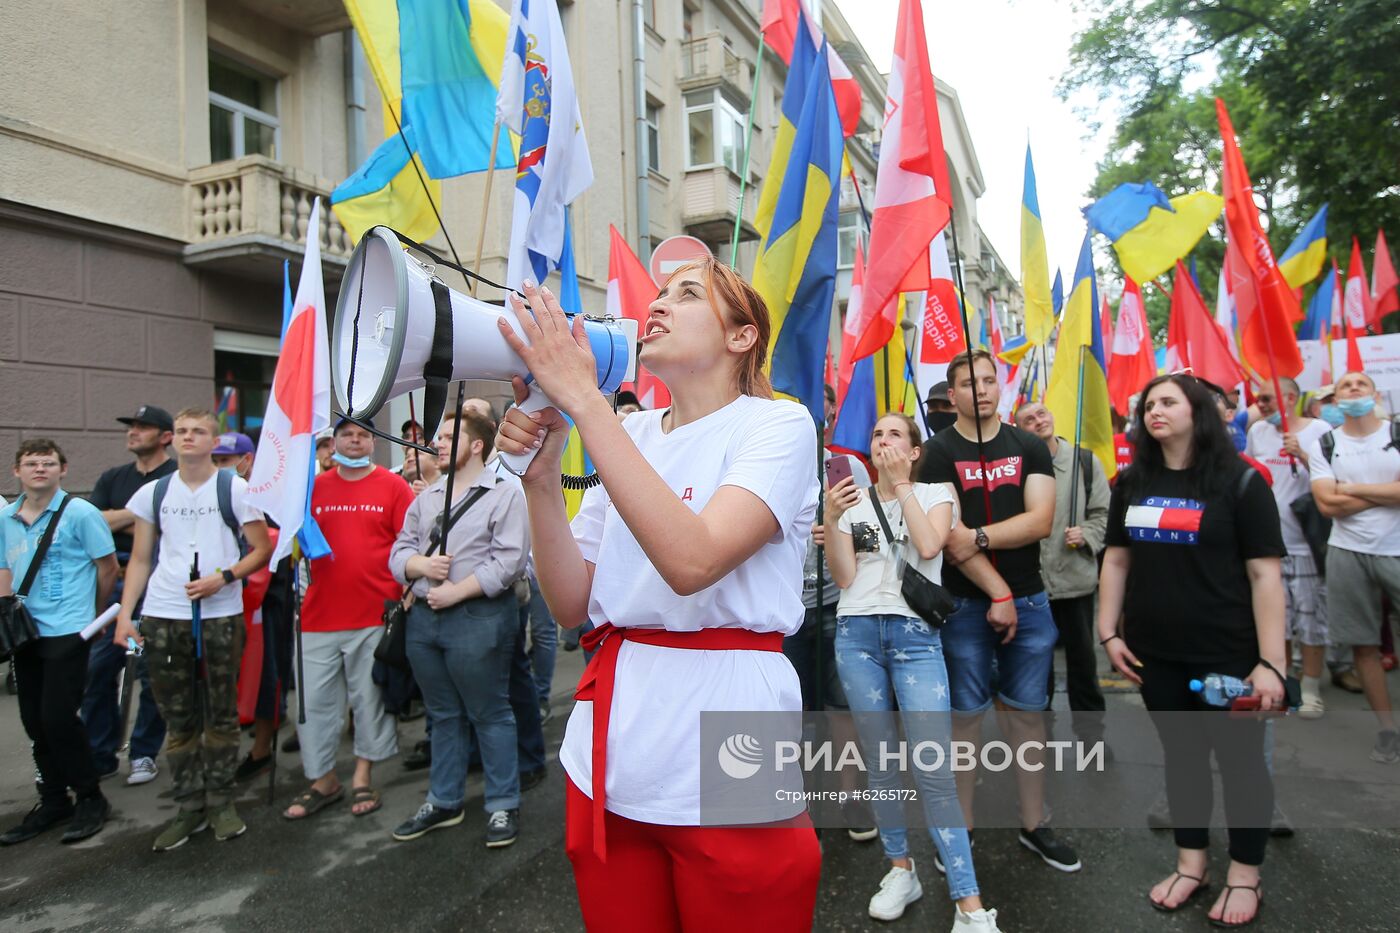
[331,225,638,476]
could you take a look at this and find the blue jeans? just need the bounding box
[82,610,166,768]
[837,614,979,901]
[465,607,546,774]
[525,574,557,706]
[941,591,1057,713]
[407,594,520,813]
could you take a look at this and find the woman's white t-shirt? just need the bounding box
[126,472,263,620]
[558,395,819,825]
[836,482,956,618]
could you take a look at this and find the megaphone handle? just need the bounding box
[497,383,553,478]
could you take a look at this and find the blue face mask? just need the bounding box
[1320,404,1346,427]
[332,452,373,469]
[1337,397,1377,418]
[1266,412,1283,427]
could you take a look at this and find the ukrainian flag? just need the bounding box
[1277,204,1328,290]
[754,12,817,243]
[1298,265,1336,341]
[873,295,912,415]
[333,0,515,243]
[1045,230,1117,479]
[1021,145,1055,346]
[1084,182,1223,285]
[831,354,876,459]
[754,36,843,426]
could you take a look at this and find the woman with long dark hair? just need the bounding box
[494,260,821,931]
[1097,374,1287,928]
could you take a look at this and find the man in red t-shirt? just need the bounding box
[283,419,414,820]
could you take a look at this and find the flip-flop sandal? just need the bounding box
[282,786,345,820]
[1209,883,1263,928]
[1149,871,1211,912]
[351,786,382,817]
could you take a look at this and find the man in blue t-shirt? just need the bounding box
[0,439,118,846]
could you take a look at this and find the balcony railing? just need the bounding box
[186,156,352,268]
[681,165,758,244]
[680,34,754,103]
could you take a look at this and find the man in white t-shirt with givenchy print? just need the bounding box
[1308,371,1400,764]
[113,409,272,850]
[1246,377,1332,717]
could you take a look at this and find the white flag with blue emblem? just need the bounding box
[497,0,593,289]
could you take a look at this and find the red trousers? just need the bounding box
[565,778,821,932]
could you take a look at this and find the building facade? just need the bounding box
[0,0,1016,493]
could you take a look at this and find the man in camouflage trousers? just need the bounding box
[113,409,272,850]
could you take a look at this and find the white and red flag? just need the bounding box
[1373,229,1399,322]
[1344,238,1369,371]
[247,198,332,566]
[849,0,952,361]
[606,225,670,409]
[760,0,861,136]
[1107,277,1156,415]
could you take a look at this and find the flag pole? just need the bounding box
[730,42,767,267]
[1067,345,1087,532]
[946,210,996,525]
[468,122,505,297]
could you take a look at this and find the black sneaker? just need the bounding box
[61,794,110,844]
[485,808,519,848]
[234,753,272,783]
[281,732,300,753]
[392,803,463,841]
[1019,826,1082,872]
[0,801,73,846]
[519,767,547,793]
[402,740,432,772]
[842,799,877,842]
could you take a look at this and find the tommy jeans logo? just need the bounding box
[955,457,1024,492]
[1124,497,1205,545]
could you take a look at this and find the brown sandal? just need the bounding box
[1209,883,1262,928]
[351,786,382,817]
[1149,871,1210,912]
[282,786,344,820]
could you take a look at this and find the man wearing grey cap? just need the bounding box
[81,405,177,787]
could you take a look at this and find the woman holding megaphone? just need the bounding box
[495,261,821,932]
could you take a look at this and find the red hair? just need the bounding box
[664,258,773,398]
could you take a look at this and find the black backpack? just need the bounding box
[149,468,247,569]
[1287,422,1400,573]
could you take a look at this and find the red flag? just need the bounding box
[760,0,861,136]
[1372,229,1399,321]
[1344,238,1369,372]
[1100,291,1114,361]
[606,225,670,409]
[1107,277,1156,415]
[1216,98,1303,381]
[850,0,952,361]
[1167,262,1248,390]
[835,242,867,412]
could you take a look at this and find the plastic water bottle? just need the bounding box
[1189,674,1253,708]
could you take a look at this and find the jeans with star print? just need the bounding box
[836,613,979,900]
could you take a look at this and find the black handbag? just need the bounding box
[867,485,956,627]
[1288,492,1332,574]
[375,486,489,669]
[0,495,73,661]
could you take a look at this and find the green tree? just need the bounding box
[1065,0,1400,331]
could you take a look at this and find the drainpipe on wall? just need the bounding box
[344,30,367,172]
[631,0,650,262]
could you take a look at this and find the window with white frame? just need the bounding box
[685,90,745,174]
[208,50,279,163]
[837,212,861,270]
[645,101,661,173]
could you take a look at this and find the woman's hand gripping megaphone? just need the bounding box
[495,281,599,484]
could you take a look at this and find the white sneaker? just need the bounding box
[1298,692,1324,720]
[953,906,1002,932]
[127,757,158,785]
[868,860,922,921]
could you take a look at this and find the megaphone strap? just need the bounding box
[419,279,456,443]
[390,229,518,303]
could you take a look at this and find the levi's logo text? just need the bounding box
[1123,497,1205,545]
[955,457,1024,492]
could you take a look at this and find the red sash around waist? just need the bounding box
[574,621,784,861]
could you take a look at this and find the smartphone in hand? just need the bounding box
[824,455,853,489]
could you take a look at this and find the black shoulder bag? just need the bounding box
[0,496,73,660]
[867,486,956,627]
[376,485,491,669]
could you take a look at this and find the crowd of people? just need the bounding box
[0,257,1397,933]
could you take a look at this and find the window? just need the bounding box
[685,90,745,173]
[645,101,661,174]
[642,0,655,31]
[837,212,861,270]
[682,5,696,41]
[208,50,279,163]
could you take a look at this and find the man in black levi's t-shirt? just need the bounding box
[916,349,1081,873]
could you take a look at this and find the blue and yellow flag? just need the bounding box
[1051,269,1065,318]
[333,0,515,243]
[1083,181,1222,285]
[1020,146,1055,345]
[1278,204,1328,290]
[1299,264,1336,341]
[1044,230,1116,479]
[754,11,817,244]
[755,35,843,426]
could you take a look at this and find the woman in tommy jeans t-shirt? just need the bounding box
[494,260,821,931]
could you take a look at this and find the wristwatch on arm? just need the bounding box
[974,527,990,550]
[221,568,237,585]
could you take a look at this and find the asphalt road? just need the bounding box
[1,647,1398,932]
